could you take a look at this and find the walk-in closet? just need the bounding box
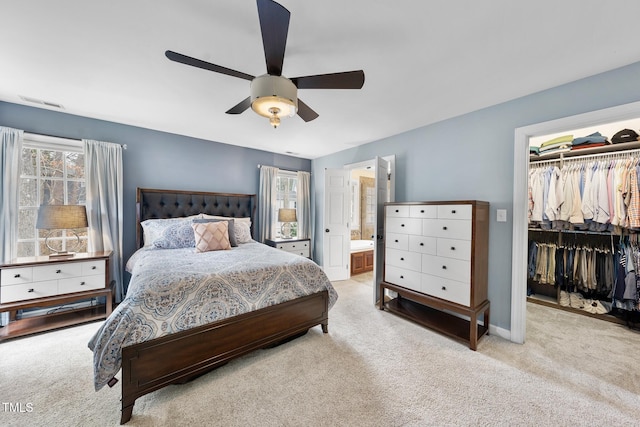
[527,119,640,328]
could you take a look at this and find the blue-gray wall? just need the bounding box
[0,102,310,274]
[311,60,640,331]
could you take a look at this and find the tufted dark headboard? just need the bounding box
[136,188,257,249]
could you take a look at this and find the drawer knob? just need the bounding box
[28,288,34,293]
[395,209,399,213]
[14,273,20,278]
[442,286,447,291]
[92,266,97,270]
[451,210,456,214]
[401,224,405,227]
[451,246,456,251]
[420,209,424,213]
[80,281,86,286]
[400,257,404,261]
[419,243,424,246]
[394,239,398,243]
[56,269,61,274]
[292,245,296,248]
[442,265,447,270]
[442,226,447,230]
[400,275,404,279]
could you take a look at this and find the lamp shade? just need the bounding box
[278,208,297,223]
[36,205,88,230]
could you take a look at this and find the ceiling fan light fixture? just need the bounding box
[251,75,297,128]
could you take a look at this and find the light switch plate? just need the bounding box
[497,209,507,222]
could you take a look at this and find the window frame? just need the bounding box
[18,134,86,257]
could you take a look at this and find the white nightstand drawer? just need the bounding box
[385,249,422,272]
[33,262,83,282]
[386,205,410,218]
[422,219,471,240]
[275,240,309,251]
[58,275,105,294]
[437,204,473,220]
[422,254,471,283]
[1,267,34,286]
[421,274,470,306]
[384,265,421,292]
[82,260,106,276]
[1,280,58,303]
[385,233,409,250]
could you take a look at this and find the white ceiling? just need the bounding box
[2,1,640,159]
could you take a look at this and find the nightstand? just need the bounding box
[0,251,112,341]
[265,237,311,258]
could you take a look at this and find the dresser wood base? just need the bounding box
[380,281,489,350]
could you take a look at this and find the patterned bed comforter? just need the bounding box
[88,242,338,390]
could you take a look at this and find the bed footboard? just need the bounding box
[120,290,329,424]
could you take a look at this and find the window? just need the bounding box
[18,135,86,257]
[275,171,297,238]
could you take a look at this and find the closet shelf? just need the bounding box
[528,228,618,236]
[530,140,640,161]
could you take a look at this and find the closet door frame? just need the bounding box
[511,100,640,344]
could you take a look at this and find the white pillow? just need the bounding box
[201,214,251,228]
[140,216,199,248]
[234,220,253,244]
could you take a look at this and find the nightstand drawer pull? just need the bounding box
[80,281,86,286]
[420,242,424,246]
[442,265,447,269]
[442,286,447,291]
[28,288,34,292]
[56,269,61,274]
[442,226,447,230]
[400,275,404,279]
[451,247,456,250]
[400,257,405,261]
[92,266,97,270]
[451,210,456,214]
[14,273,20,278]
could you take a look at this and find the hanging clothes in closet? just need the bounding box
[528,149,640,317]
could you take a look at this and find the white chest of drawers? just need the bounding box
[380,201,490,350]
[0,251,112,341]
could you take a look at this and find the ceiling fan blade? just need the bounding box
[297,99,319,122]
[257,0,290,76]
[225,97,252,115]
[165,50,254,81]
[291,70,365,89]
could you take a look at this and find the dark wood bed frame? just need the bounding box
[117,188,329,424]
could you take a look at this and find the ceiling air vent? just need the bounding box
[19,95,64,109]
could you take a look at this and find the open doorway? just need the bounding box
[511,100,640,344]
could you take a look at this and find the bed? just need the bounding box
[350,239,374,275]
[88,188,337,424]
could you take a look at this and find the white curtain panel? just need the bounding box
[258,165,279,242]
[83,139,124,302]
[296,171,311,241]
[0,127,23,326]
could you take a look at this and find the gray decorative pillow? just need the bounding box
[150,218,196,249]
[192,218,237,247]
[234,220,253,244]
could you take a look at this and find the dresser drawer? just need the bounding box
[386,205,410,218]
[436,238,471,261]
[421,274,470,306]
[274,240,308,251]
[408,235,437,254]
[384,265,421,292]
[33,262,83,282]
[437,204,472,220]
[422,254,471,283]
[386,217,422,235]
[1,280,59,303]
[422,219,471,240]
[385,233,409,250]
[409,205,437,218]
[385,249,422,272]
[1,267,34,286]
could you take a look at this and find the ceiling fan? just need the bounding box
[165,0,365,128]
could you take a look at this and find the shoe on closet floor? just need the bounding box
[569,292,587,309]
[559,291,571,307]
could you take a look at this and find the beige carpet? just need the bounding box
[1,277,639,427]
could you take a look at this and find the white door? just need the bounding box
[373,156,390,304]
[323,169,351,281]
